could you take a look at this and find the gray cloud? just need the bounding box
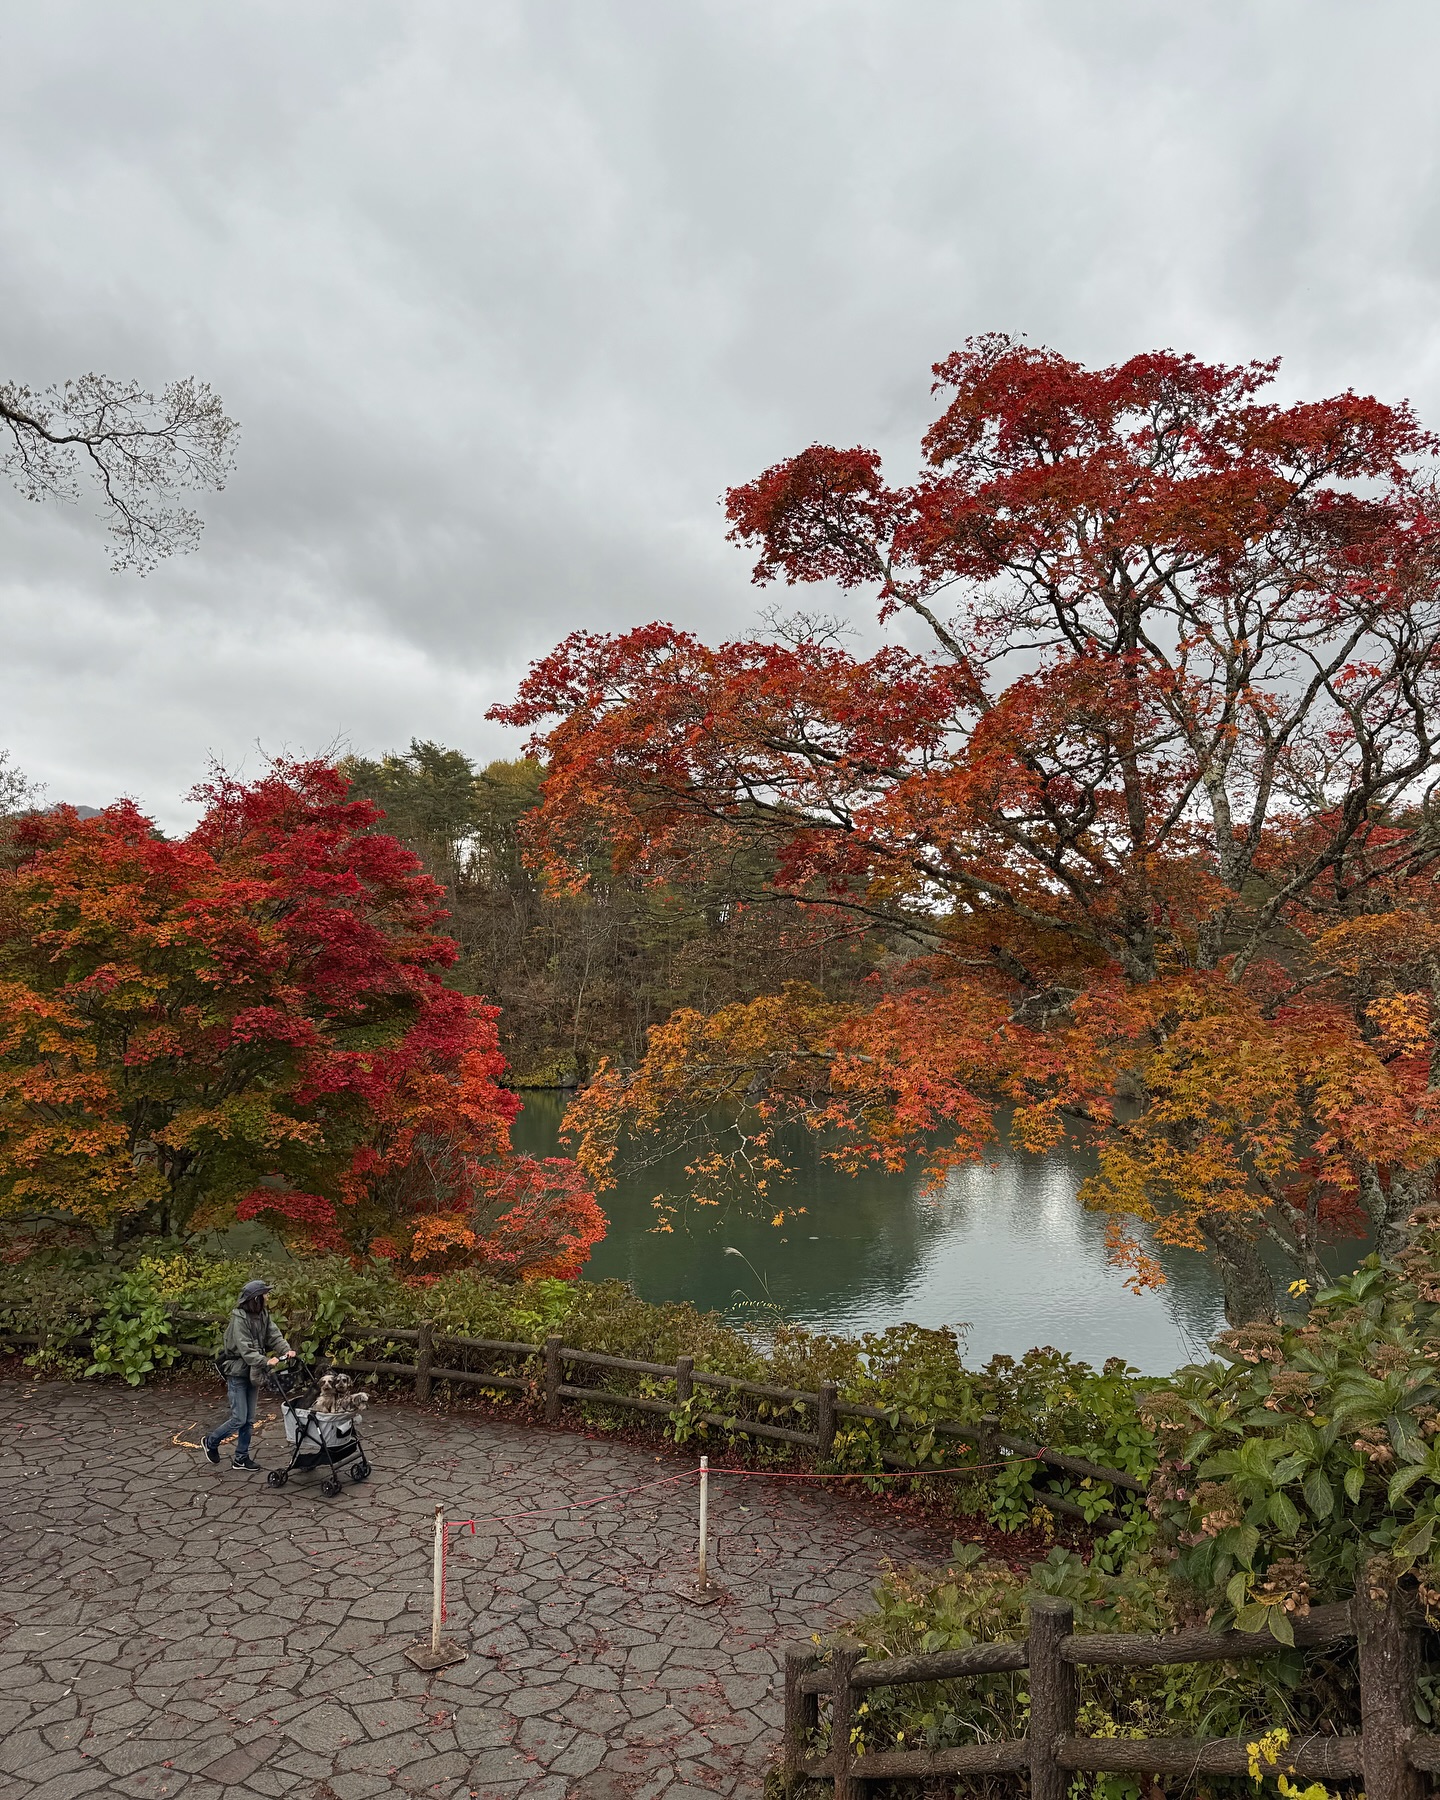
[2,0,1438,827]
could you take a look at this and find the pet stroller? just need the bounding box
[264,1359,372,1498]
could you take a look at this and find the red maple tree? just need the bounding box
[494,336,1440,1322]
[0,759,604,1276]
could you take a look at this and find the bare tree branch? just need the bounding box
[0,373,238,573]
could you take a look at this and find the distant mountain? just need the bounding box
[48,804,104,818]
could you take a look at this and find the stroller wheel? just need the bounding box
[322,1478,342,1498]
[266,1469,289,1488]
[350,1459,370,1482]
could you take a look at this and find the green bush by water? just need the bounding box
[796,1234,1440,1795]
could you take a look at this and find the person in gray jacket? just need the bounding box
[202,1279,294,1470]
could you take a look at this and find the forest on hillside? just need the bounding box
[341,741,886,1086]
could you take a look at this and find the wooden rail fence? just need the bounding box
[339,1325,1142,1526]
[783,1586,1435,1798]
[0,1319,1142,1524]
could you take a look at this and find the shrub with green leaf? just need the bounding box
[808,1544,1355,1798]
[816,1329,1157,1549]
[1144,1208,1440,1641]
[85,1271,181,1386]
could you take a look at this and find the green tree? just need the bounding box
[340,740,496,894]
[344,743,883,1083]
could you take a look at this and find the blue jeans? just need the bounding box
[209,1375,258,1457]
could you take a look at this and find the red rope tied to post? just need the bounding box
[443,1466,701,1533]
[440,1517,475,1623]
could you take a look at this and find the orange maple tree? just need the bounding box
[0,760,604,1277]
[494,336,1440,1322]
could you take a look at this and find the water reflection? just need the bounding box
[514,1093,1231,1372]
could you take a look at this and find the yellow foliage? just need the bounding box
[1245,1727,1340,1800]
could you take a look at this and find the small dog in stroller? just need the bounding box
[265,1362,373,1497]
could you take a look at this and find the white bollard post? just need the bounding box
[697,1455,709,1593]
[404,1502,468,1670]
[681,1454,720,1604]
[431,1503,445,1655]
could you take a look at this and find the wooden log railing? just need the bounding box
[783,1589,1432,1799]
[311,1330,1142,1509]
[0,1319,1144,1520]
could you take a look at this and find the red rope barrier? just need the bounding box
[705,1456,1041,1481]
[444,1466,700,1532]
[441,1448,1059,1536]
[432,1447,1120,1616]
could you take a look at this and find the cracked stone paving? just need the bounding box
[0,1379,946,1799]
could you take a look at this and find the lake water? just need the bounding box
[512,1093,1242,1374]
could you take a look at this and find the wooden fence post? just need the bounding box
[1027,1598,1076,1800]
[544,1335,562,1425]
[828,1637,863,1800]
[415,1320,434,1404]
[1356,1575,1423,1800]
[782,1643,821,1797]
[675,1354,693,1407]
[816,1382,837,1460]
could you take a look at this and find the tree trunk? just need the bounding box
[1371,1164,1434,1259]
[1200,1217,1277,1326]
[1357,1160,1433,1259]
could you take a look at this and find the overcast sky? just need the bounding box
[3,0,1438,827]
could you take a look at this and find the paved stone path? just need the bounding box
[0,1379,946,1800]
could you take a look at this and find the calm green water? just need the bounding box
[513,1094,1239,1374]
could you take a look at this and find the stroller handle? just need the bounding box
[262,1352,320,1398]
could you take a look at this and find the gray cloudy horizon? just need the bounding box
[3,0,1439,829]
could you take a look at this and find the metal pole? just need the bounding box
[431,1504,444,1655]
[697,1455,709,1592]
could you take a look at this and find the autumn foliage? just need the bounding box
[0,761,604,1277]
[494,336,1440,1322]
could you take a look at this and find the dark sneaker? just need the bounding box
[230,1453,261,1471]
[201,1437,221,1465]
